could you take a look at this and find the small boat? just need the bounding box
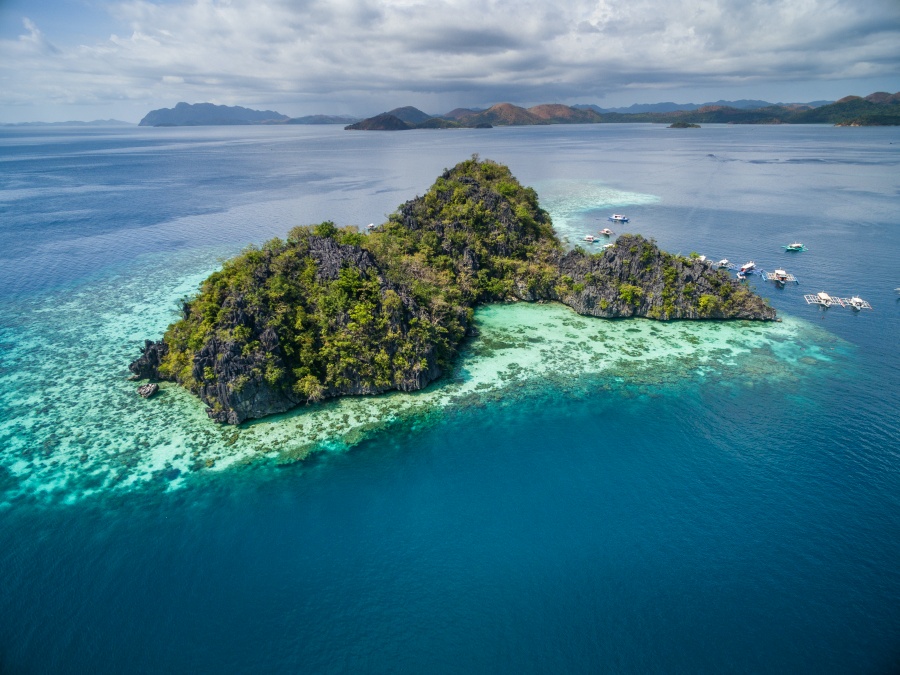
[599,228,615,236]
[583,234,597,243]
[895,288,900,294]
[740,261,755,273]
[783,242,806,252]
[608,214,629,223]
[601,243,615,250]
[716,259,730,268]
[848,296,867,311]
[773,269,789,283]
[366,223,376,230]
[817,291,835,307]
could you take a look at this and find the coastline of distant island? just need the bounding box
[127,92,900,129]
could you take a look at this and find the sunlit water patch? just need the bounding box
[0,247,851,505]
[534,179,660,243]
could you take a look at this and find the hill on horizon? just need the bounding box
[139,102,289,126]
[136,92,900,130]
[386,106,434,124]
[574,99,833,114]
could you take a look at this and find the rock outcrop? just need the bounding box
[130,158,775,424]
[550,236,775,320]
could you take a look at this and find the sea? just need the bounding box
[1,123,899,673]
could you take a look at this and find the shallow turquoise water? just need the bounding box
[1,124,899,672]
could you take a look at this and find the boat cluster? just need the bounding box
[581,224,886,311]
[582,217,622,247]
[712,242,875,311]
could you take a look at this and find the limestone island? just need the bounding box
[130,158,775,424]
[668,121,701,128]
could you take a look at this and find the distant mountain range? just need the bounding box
[139,102,290,126]
[134,93,900,129]
[346,103,604,130]
[350,93,900,129]
[138,102,360,127]
[573,99,834,114]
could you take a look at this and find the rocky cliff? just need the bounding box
[550,236,775,320]
[130,158,774,424]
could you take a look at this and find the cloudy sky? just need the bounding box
[1,0,899,123]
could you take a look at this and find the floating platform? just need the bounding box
[804,292,872,310]
[763,269,799,284]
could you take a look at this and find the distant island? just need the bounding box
[345,103,603,129]
[346,92,900,129]
[134,92,900,129]
[129,157,774,424]
[138,102,359,127]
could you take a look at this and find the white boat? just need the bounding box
[366,222,376,230]
[783,242,806,252]
[817,291,835,307]
[583,234,597,243]
[599,228,615,236]
[608,214,629,222]
[740,261,755,273]
[848,296,866,311]
[716,259,730,268]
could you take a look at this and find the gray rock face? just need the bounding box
[129,340,168,379]
[128,234,451,424]
[545,235,776,321]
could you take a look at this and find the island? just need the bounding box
[129,158,775,424]
[343,92,900,130]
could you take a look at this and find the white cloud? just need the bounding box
[1,0,899,120]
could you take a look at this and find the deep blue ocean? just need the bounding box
[1,123,899,673]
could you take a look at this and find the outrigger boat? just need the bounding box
[803,292,871,310]
[599,228,615,236]
[583,234,598,243]
[740,261,755,273]
[762,270,800,286]
[806,291,837,307]
[783,242,806,252]
[366,223,376,230]
[847,296,872,311]
[608,214,629,223]
[763,268,799,285]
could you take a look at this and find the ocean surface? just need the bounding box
[1,123,899,673]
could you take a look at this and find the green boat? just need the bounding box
[783,242,807,252]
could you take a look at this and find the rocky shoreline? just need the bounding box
[130,158,774,424]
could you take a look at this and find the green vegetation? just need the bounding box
[156,157,560,408]
[135,158,774,424]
